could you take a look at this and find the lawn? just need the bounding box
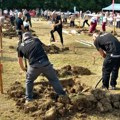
[0,19,120,120]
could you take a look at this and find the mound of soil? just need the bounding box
[3,27,17,38]
[56,65,91,77]
[7,81,25,99]
[43,44,69,54]
[7,77,91,119]
[7,79,120,120]
[9,45,15,49]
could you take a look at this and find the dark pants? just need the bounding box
[102,56,120,88]
[50,27,63,45]
[116,21,120,28]
[10,16,15,26]
[63,18,67,24]
[17,31,22,46]
[82,20,90,27]
[89,21,97,33]
[26,62,66,100]
[102,22,106,31]
[27,18,32,27]
[70,21,75,27]
[24,26,29,31]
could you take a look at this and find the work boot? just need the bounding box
[109,86,116,90]
[101,85,108,91]
[50,38,55,42]
[25,99,33,105]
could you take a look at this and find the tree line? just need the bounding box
[0,0,120,12]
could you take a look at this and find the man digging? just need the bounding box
[50,12,64,48]
[17,32,69,103]
[93,31,120,90]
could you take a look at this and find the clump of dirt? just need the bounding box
[72,66,91,75]
[7,81,25,99]
[43,44,69,54]
[9,45,15,49]
[24,102,38,113]
[91,89,113,112]
[56,65,91,77]
[43,44,60,54]
[3,27,17,38]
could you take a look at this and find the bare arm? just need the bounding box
[21,25,25,32]
[98,48,106,58]
[18,57,27,71]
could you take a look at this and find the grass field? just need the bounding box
[0,19,120,120]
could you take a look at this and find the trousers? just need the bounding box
[26,62,66,100]
[102,56,120,88]
[50,27,63,45]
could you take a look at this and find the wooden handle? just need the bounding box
[0,64,3,94]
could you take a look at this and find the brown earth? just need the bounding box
[1,19,120,120]
[7,77,120,120]
[56,65,92,77]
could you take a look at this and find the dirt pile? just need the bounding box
[56,65,92,77]
[3,26,17,38]
[7,81,25,99]
[43,44,69,54]
[7,78,91,119]
[7,80,120,119]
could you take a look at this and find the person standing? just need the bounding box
[23,17,30,31]
[102,13,107,32]
[17,32,67,102]
[93,31,120,90]
[69,14,75,27]
[15,12,25,45]
[81,13,90,28]
[50,12,64,47]
[9,10,15,26]
[23,9,32,27]
[89,16,97,33]
[116,13,120,28]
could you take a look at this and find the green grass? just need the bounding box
[0,19,120,120]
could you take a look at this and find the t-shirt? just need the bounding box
[103,16,107,23]
[16,17,23,30]
[90,17,97,23]
[94,33,120,55]
[18,38,49,65]
[25,13,31,20]
[54,15,62,29]
[116,15,120,22]
[23,21,29,27]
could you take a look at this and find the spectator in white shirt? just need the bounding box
[102,13,107,32]
[116,13,120,28]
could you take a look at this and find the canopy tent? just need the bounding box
[102,3,120,11]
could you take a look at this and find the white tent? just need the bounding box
[102,3,120,11]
